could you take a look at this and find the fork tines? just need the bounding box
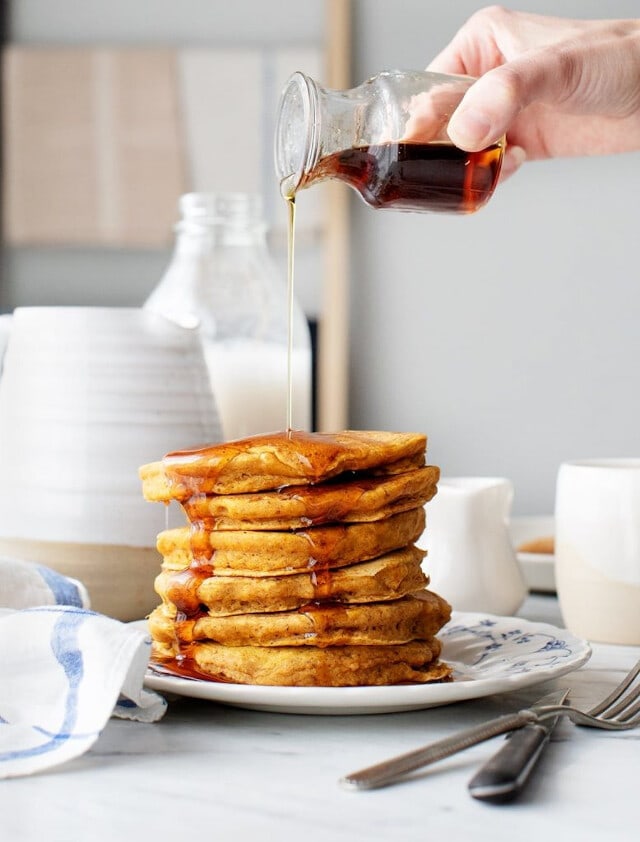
[585,659,640,726]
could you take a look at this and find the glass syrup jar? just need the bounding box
[275,69,504,213]
[144,193,312,440]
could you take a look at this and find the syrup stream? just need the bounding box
[285,193,296,437]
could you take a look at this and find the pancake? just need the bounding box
[139,429,427,500]
[157,507,426,576]
[181,467,438,531]
[149,589,451,648]
[151,637,452,686]
[155,545,428,616]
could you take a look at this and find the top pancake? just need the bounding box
[140,429,427,499]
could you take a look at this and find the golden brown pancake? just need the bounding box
[139,429,427,499]
[157,507,426,576]
[149,589,451,648]
[155,545,428,616]
[178,466,438,530]
[151,638,452,686]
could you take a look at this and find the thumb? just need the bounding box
[446,50,576,150]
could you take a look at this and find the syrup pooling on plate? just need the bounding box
[152,647,232,684]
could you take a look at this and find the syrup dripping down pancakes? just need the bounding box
[140,430,452,687]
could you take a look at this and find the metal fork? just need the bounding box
[341,659,640,791]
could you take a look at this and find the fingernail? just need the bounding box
[448,108,494,150]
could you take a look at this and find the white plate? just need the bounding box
[142,611,590,715]
[509,515,556,593]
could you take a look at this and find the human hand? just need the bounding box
[427,6,640,178]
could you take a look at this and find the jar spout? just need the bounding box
[275,72,320,198]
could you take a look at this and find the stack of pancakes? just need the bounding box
[139,430,452,686]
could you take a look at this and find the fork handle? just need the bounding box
[340,710,538,791]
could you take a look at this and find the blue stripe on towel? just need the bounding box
[0,611,97,762]
[35,564,85,607]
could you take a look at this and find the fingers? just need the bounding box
[426,5,510,77]
[426,10,640,160]
[446,49,577,150]
[426,43,470,77]
[499,145,526,180]
[446,68,520,150]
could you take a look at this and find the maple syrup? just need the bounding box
[163,561,213,617]
[301,141,503,214]
[285,195,296,434]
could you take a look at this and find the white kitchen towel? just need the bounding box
[0,559,166,779]
[0,555,90,610]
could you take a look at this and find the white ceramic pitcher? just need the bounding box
[422,477,527,616]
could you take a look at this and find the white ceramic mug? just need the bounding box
[421,477,527,616]
[555,459,640,644]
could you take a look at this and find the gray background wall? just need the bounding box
[4,0,640,515]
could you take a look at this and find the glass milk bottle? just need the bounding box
[144,193,312,440]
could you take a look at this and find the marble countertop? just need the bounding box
[2,595,638,841]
